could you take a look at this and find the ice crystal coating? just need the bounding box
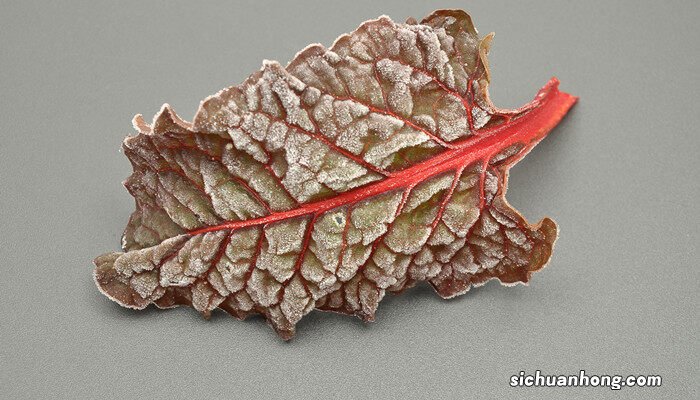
[94,9,576,339]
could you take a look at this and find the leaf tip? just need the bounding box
[93,252,151,311]
[152,103,192,135]
[261,58,280,69]
[422,9,479,35]
[479,33,495,83]
[523,216,559,276]
[131,114,152,134]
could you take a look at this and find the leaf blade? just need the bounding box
[95,10,577,339]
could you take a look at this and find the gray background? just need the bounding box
[1,1,698,398]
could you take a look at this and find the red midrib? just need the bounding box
[188,79,576,237]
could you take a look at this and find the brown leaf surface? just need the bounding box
[94,9,576,339]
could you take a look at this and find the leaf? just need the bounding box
[94,9,576,340]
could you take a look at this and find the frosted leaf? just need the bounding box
[94,9,576,339]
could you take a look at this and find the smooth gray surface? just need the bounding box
[1,1,698,398]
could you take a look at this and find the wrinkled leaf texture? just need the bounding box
[94,9,577,339]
